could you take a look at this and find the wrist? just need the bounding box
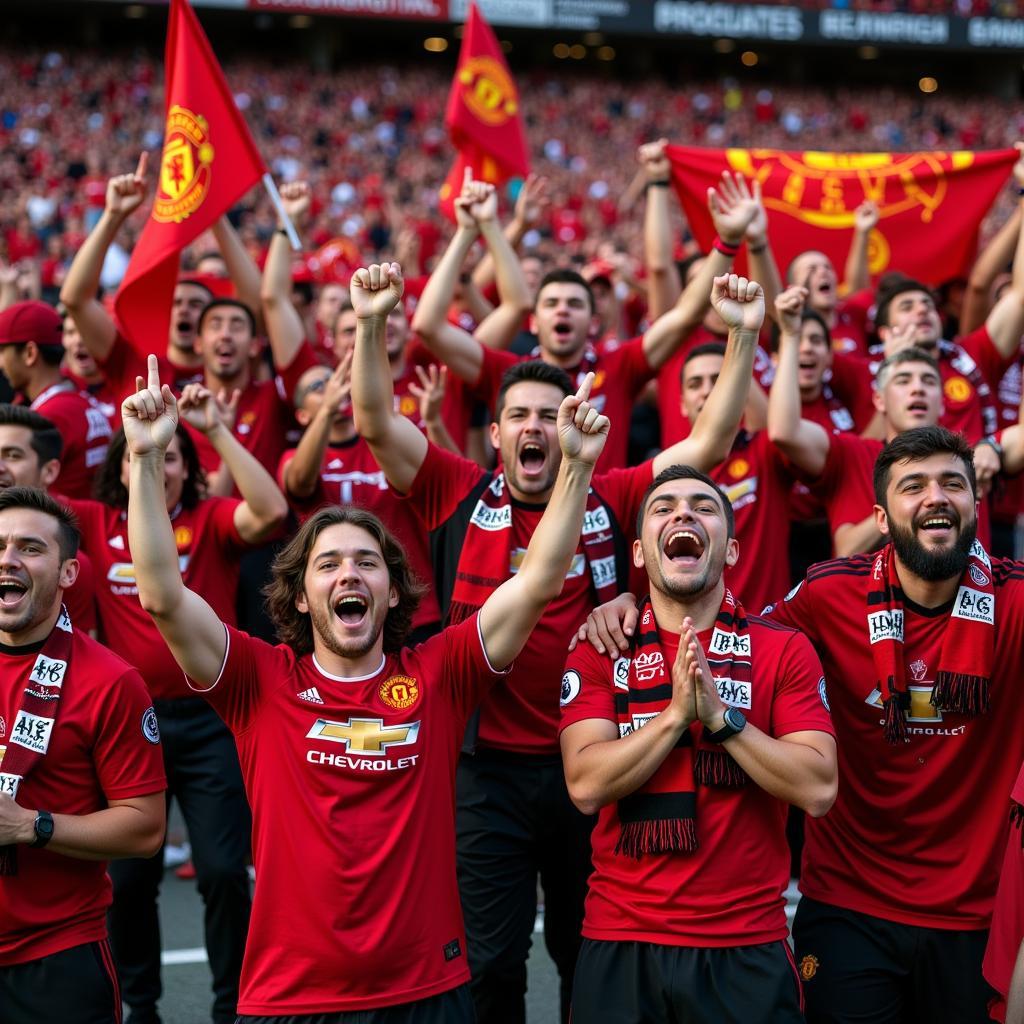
[19,807,39,845]
[713,234,742,254]
[703,707,728,733]
[747,237,768,254]
[204,420,229,442]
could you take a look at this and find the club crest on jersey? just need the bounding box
[560,670,582,707]
[380,675,420,711]
[952,586,994,624]
[818,677,830,713]
[141,707,161,744]
[867,609,903,643]
[800,955,820,981]
[307,717,420,756]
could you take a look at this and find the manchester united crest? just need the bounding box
[799,954,820,981]
[380,674,420,711]
[154,105,215,224]
[458,56,518,126]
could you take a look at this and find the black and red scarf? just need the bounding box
[0,606,73,875]
[867,541,994,744]
[614,592,749,859]
[448,472,618,624]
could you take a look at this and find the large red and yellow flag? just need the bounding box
[439,1,529,219]
[666,145,1016,284]
[115,0,266,355]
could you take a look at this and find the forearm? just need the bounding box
[412,226,477,338]
[767,333,804,446]
[964,205,1021,335]
[843,230,871,294]
[719,729,836,817]
[748,243,783,323]
[563,713,688,815]
[285,412,333,498]
[212,217,263,331]
[472,215,526,292]
[986,196,1024,357]
[204,423,286,535]
[834,515,883,556]
[260,234,306,368]
[61,210,124,307]
[478,219,531,316]
[0,278,17,311]
[21,805,164,861]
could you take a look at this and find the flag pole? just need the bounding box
[262,173,302,251]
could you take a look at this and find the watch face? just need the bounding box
[36,814,54,839]
[724,707,746,731]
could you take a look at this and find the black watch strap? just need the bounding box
[707,708,747,744]
[30,810,54,848]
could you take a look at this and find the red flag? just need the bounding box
[115,0,266,356]
[666,145,1016,284]
[439,2,529,218]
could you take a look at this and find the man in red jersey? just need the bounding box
[412,173,760,473]
[123,256,612,1023]
[0,301,112,498]
[558,464,836,1023]
[0,486,165,1024]
[763,425,1024,1023]
[71,388,287,1024]
[356,263,763,1023]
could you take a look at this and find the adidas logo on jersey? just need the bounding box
[298,687,325,705]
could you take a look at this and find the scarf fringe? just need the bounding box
[883,689,910,745]
[694,749,747,788]
[615,818,698,859]
[0,845,17,876]
[931,672,990,717]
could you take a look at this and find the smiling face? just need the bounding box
[874,359,943,435]
[531,282,594,363]
[0,425,58,490]
[491,379,564,502]
[790,251,838,313]
[875,451,977,582]
[296,522,397,663]
[634,478,738,601]
[0,506,78,642]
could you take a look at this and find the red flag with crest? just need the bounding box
[114,0,266,356]
[439,2,529,219]
[666,145,1016,284]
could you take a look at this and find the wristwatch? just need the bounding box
[707,707,747,743]
[30,810,54,849]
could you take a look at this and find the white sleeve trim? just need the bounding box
[477,613,512,677]
[185,623,231,693]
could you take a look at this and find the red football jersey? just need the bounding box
[712,431,794,614]
[404,442,652,754]
[200,615,503,1014]
[472,338,655,472]
[560,619,832,946]
[98,334,202,402]
[69,498,248,700]
[277,438,440,630]
[31,382,112,499]
[766,553,1024,929]
[829,292,873,357]
[0,629,166,964]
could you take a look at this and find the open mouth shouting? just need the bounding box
[517,440,548,480]
[905,399,931,419]
[0,576,29,611]
[662,527,706,567]
[333,593,369,629]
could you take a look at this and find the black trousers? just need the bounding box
[794,895,995,1024]
[0,940,122,1024]
[455,750,595,1024]
[237,984,475,1024]
[108,699,252,1024]
[570,937,805,1024]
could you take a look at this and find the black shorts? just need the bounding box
[793,895,996,1024]
[0,939,121,1024]
[570,936,804,1024]
[236,984,475,1024]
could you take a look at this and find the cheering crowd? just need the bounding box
[2,35,1024,1024]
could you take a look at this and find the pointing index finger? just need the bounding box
[147,353,161,391]
[575,371,595,403]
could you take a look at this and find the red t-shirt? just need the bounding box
[403,442,652,754]
[64,548,97,635]
[472,338,655,472]
[394,346,472,456]
[99,334,203,402]
[69,498,248,700]
[30,382,112,499]
[0,629,166,964]
[559,619,832,946]
[766,553,1024,929]
[829,292,873,357]
[200,615,503,1014]
[993,354,1024,527]
[711,431,794,614]
[277,438,441,630]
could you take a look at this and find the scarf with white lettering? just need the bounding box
[0,606,73,875]
[867,541,994,744]
[447,471,617,625]
[615,593,749,859]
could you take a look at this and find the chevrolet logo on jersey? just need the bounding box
[306,717,420,755]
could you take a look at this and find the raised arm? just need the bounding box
[767,285,832,477]
[211,214,264,335]
[350,262,428,493]
[962,206,1021,336]
[640,171,757,370]
[472,173,549,295]
[745,179,783,322]
[177,383,288,543]
[652,273,763,475]
[639,139,682,321]
[842,200,879,296]
[260,181,310,371]
[125,356,230,686]
[409,173,485,382]
[60,154,149,361]
[479,374,608,670]
[984,149,1024,359]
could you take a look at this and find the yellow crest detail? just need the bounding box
[154,105,214,224]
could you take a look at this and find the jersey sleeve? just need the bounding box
[470,344,519,406]
[433,612,511,723]
[957,324,1017,393]
[90,665,167,799]
[275,340,321,401]
[97,332,147,401]
[593,461,655,538]
[760,574,821,644]
[559,640,620,733]
[767,628,835,738]
[606,335,655,394]
[204,496,247,550]
[827,353,876,430]
[399,440,487,531]
[196,624,292,734]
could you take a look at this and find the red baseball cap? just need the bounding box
[0,301,63,348]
